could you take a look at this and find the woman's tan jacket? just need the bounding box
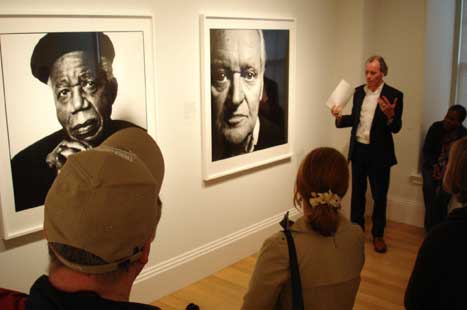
[242,215,365,310]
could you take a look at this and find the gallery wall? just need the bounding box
[0,0,452,304]
[365,0,427,225]
[424,0,458,132]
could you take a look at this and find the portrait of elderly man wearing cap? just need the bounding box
[10,32,141,212]
[210,29,287,161]
[24,127,165,309]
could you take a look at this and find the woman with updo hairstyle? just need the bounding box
[405,136,467,309]
[242,147,365,310]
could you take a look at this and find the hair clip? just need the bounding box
[308,190,341,209]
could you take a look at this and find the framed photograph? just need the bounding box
[201,15,295,180]
[0,14,156,239]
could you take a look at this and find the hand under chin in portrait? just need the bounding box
[46,139,91,172]
[47,107,109,173]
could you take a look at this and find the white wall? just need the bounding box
[424,0,457,130]
[0,0,340,302]
[366,0,427,225]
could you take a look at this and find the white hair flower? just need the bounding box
[309,190,341,209]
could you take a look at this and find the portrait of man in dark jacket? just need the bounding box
[8,32,146,212]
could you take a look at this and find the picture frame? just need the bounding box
[0,14,156,239]
[200,15,295,181]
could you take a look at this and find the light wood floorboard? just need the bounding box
[152,220,425,310]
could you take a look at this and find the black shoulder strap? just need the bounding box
[280,212,305,310]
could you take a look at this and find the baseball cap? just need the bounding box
[31,32,115,84]
[44,127,164,274]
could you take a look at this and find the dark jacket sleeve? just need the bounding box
[11,131,64,211]
[336,114,353,128]
[404,231,442,309]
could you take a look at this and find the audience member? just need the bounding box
[422,105,466,231]
[241,147,365,310]
[405,136,467,309]
[25,127,164,309]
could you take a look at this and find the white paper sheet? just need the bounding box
[325,79,354,111]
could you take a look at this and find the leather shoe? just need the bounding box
[373,237,387,253]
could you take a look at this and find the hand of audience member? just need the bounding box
[378,96,397,120]
[46,140,91,173]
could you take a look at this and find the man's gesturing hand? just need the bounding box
[378,96,398,120]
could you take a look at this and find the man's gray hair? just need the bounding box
[257,29,266,74]
[366,55,388,76]
[210,29,267,74]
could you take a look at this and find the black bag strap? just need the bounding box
[279,212,305,310]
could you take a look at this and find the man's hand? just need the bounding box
[46,140,91,173]
[378,96,398,120]
[331,105,342,120]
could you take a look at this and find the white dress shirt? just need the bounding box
[356,83,384,144]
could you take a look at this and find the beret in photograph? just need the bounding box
[30,32,115,84]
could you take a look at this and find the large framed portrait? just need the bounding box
[201,15,295,180]
[0,14,156,239]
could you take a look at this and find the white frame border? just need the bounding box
[200,15,296,181]
[0,14,157,239]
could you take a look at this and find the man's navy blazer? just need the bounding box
[336,83,403,168]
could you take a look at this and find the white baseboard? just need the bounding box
[130,208,300,303]
[387,196,424,227]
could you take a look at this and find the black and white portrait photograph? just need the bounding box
[201,16,295,180]
[0,15,155,239]
[210,29,289,161]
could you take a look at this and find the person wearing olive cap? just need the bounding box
[11,32,137,212]
[25,127,164,310]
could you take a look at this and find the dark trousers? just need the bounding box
[351,142,391,238]
[422,166,451,232]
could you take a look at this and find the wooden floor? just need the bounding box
[152,220,425,310]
